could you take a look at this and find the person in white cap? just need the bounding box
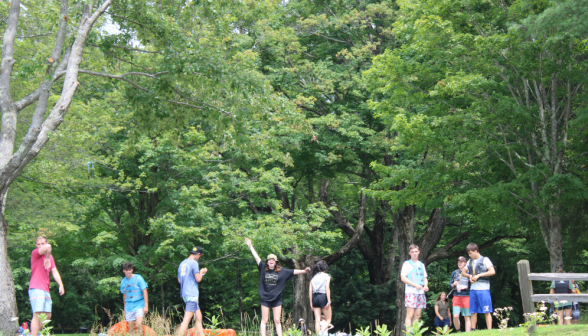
[297,318,311,335]
[245,238,311,336]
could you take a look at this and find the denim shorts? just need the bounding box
[185,301,200,313]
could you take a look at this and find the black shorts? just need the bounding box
[312,293,329,309]
[261,295,282,308]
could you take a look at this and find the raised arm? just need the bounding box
[39,244,52,270]
[245,238,261,265]
[196,267,208,283]
[51,268,65,295]
[294,267,311,275]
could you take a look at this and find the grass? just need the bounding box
[450,324,588,335]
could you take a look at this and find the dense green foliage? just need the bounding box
[5,0,588,334]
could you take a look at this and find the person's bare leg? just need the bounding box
[564,308,572,325]
[464,316,471,332]
[470,313,478,330]
[322,306,332,334]
[313,308,321,335]
[412,308,422,325]
[176,311,194,336]
[405,308,415,330]
[31,313,42,336]
[260,306,270,336]
[128,321,136,335]
[194,310,204,336]
[135,315,144,334]
[556,310,563,326]
[272,306,283,336]
[484,313,492,329]
[453,314,461,331]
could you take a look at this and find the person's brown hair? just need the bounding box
[435,292,448,302]
[557,269,564,273]
[122,262,134,271]
[466,243,479,253]
[36,236,47,243]
[265,260,282,273]
[408,244,420,252]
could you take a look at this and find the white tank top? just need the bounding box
[311,272,330,293]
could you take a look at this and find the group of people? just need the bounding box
[400,243,496,332]
[26,235,583,336]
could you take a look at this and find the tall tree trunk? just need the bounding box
[548,209,564,272]
[0,210,18,333]
[292,255,315,327]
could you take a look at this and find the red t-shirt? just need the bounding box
[29,248,56,292]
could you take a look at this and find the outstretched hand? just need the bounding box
[43,258,51,271]
[245,238,252,247]
[304,267,311,273]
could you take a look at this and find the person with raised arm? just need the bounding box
[29,236,65,336]
[245,238,311,336]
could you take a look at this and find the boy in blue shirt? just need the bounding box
[176,247,208,336]
[120,263,148,334]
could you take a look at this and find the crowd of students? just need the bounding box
[26,236,583,336]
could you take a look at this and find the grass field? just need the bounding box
[463,324,588,335]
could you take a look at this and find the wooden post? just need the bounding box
[518,260,534,314]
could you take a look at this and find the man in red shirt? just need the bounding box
[29,236,65,336]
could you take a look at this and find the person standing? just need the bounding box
[462,243,496,331]
[569,272,581,324]
[309,260,332,336]
[176,247,208,336]
[449,256,471,332]
[120,263,148,334]
[245,238,311,336]
[29,236,65,336]
[434,292,451,330]
[297,319,311,336]
[400,244,429,329]
[549,269,574,325]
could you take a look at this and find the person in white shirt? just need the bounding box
[461,243,496,330]
[400,244,429,330]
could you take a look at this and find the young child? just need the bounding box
[120,263,148,334]
[462,243,495,330]
[400,244,429,329]
[434,292,452,329]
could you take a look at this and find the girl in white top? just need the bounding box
[309,260,332,336]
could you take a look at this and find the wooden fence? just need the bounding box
[517,260,588,314]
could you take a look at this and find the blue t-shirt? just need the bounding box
[178,259,200,299]
[120,274,148,312]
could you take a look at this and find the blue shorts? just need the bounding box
[29,289,52,313]
[452,306,471,316]
[434,317,450,328]
[185,301,200,313]
[470,290,493,314]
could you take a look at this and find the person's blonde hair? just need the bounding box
[408,244,419,252]
[36,236,47,243]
